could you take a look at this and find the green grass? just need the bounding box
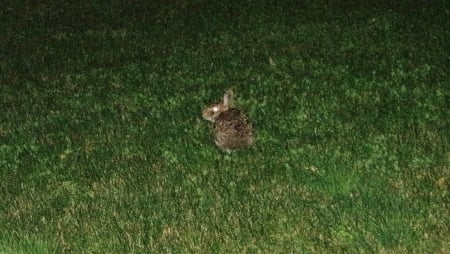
[1,0,449,253]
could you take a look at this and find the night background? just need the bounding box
[1,0,449,252]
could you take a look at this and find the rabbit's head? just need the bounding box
[202,89,234,122]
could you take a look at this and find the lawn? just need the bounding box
[1,0,449,253]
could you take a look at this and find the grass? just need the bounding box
[1,0,449,253]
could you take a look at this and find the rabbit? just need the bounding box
[202,89,254,151]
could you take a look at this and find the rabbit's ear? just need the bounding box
[223,89,234,106]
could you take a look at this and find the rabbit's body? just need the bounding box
[202,90,253,151]
[213,108,253,150]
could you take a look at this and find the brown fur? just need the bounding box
[202,90,254,151]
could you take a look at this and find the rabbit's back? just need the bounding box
[214,108,253,150]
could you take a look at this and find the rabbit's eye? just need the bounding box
[213,106,220,112]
